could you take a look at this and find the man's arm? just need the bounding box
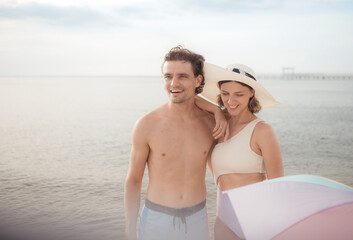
[207,142,216,177]
[124,118,150,240]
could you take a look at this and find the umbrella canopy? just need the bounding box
[218,175,353,240]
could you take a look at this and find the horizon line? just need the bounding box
[1,72,353,78]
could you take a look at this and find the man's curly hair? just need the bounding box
[162,46,205,94]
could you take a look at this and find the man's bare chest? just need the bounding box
[148,122,213,160]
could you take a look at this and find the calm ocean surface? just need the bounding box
[0,76,352,239]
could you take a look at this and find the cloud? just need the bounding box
[0,0,352,75]
[0,1,176,28]
[0,2,123,27]
[178,0,282,12]
[167,0,353,14]
[2,0,350,29]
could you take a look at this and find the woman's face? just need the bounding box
[220,81,254,116]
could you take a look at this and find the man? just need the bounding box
[124,46,216,240]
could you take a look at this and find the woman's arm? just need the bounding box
[254,122,284,179]
[195,95,229,141]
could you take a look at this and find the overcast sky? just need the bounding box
[0,0,352,76]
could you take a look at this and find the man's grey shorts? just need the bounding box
[138,199,209,240]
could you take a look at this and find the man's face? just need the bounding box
[162,60,202,104]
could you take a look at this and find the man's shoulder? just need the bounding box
[198,108,214,118]
[194,107,215,130]
[197,106,215,121]
[135,103,168,128]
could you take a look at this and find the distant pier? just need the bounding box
[281,67,353,80]
[258,67,353,80]
[283,73,353,80]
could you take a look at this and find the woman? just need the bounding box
[196,63,284,240]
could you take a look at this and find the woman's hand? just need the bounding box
[194,95,229,141]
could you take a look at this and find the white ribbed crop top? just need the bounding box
[211,118,265,184]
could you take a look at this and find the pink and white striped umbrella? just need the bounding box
[218,175,353,240]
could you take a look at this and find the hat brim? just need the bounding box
[200,62,280,109]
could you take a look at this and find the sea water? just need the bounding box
[0,76,352,239]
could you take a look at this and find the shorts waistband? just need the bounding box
[145,199,206,218]
[145,199,206,233]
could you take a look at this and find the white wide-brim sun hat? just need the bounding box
[200,62,280,109]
